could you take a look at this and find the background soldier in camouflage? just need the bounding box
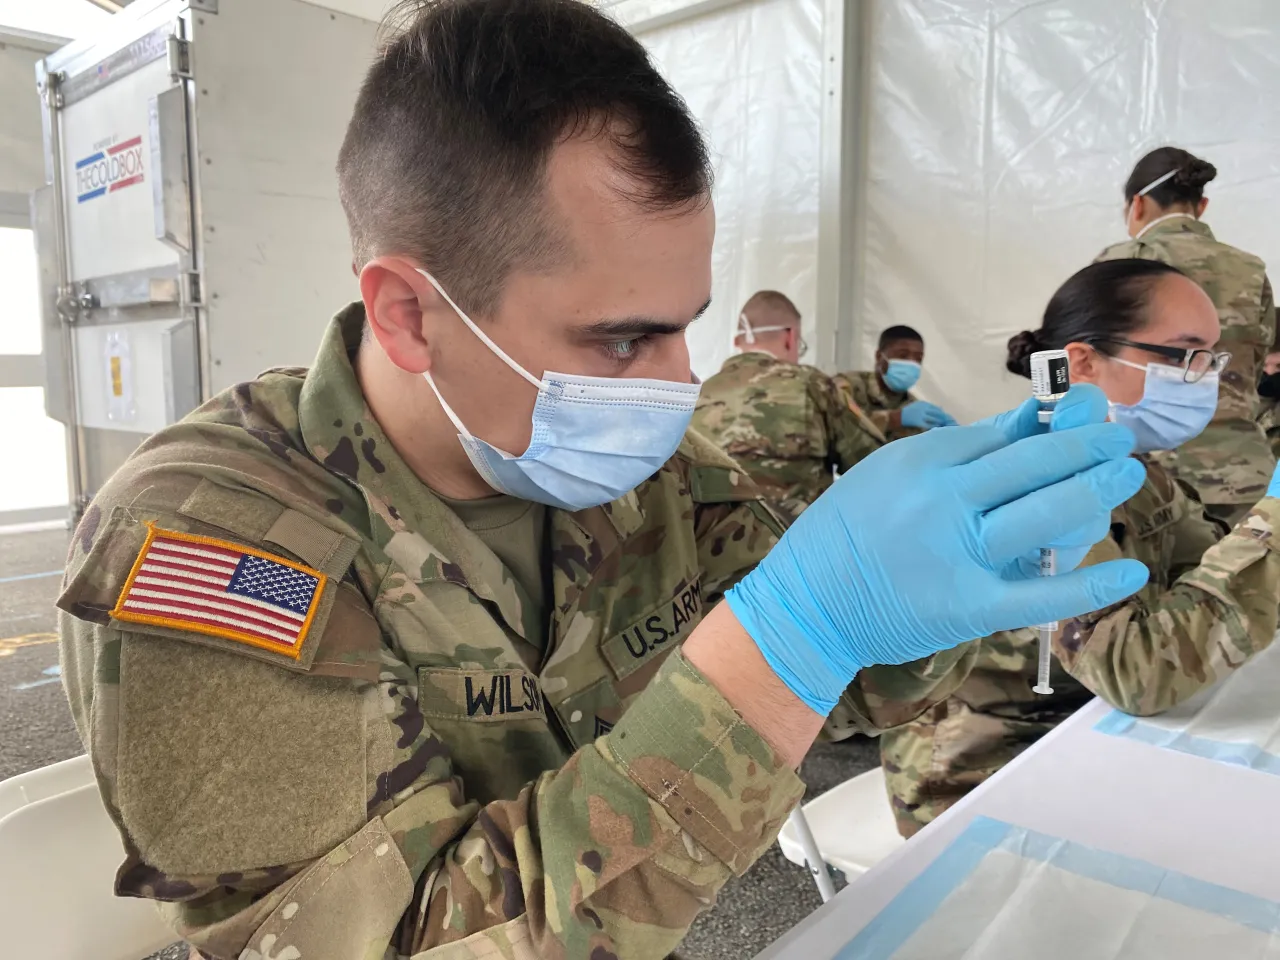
[691,291,884,515]
[832,325,956,443]
[881,259,1280,837]
[1258,350,1280,459]
[1096,146,1278,525]
[56,4,989,957]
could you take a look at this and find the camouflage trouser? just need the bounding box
[878,697,1060,838]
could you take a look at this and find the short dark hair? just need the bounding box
[741,290,800,320]
[1124,146,1217,209]
[878,325,923,351]
[337,0,712,316]
[1006,259,1185,378]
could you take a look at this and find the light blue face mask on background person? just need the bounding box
[1107,357,1218,453]
[417,269,701,511]
[883,359,921,392]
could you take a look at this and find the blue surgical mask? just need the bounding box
[1107,358,1219,454]
[418,269,700,511]
[883,359,921,393]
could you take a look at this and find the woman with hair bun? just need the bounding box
[1097,145,1277,525]
[878,258,1280,838]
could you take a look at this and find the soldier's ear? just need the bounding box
[1063,341,1102,385]
[1196,197,1209,219]
[1128,195,1147,229]
[359,257,439,375]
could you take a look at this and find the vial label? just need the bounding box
[1030,351,1070,399]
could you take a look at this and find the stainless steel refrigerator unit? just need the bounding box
[32,0,377,519]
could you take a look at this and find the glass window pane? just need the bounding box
[0,387,67,512]
[0,227,40,355]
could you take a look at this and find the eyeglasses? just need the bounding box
[1088,338,1232,383]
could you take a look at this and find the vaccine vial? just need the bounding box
[1030,350,1070,424]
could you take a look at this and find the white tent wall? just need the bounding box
[626,0,825,380]
[857,0,1280,424]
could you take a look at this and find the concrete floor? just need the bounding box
[0,527,878,960]
[0,527,80,782]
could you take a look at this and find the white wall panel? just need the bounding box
[639,0,823,379]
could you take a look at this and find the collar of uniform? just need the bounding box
[1138,214,1215,242]
[546,486,650,638]
[862,368,891,403]
[547,483,648,574]
[297,304,530,639]
[728,350,776,363]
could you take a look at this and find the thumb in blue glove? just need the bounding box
[997,385,1123,578]
[901,400,955,430]
[727,384,1149,714]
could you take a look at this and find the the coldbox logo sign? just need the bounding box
[75,134,145,203]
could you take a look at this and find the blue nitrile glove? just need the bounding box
[726,383,1149,714]
[1268,459,1280,499]
[983,386,1119,578]
[901,400,956,430]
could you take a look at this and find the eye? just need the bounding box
[600,336,650,366]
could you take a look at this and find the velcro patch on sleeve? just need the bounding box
[110,523,327,660]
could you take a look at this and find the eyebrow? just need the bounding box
[1165,333,1211,348]
[578,297,712,338]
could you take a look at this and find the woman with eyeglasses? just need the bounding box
[876,258,1280,838]
[1095,146,1277,526]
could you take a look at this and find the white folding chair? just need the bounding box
[777,766,905,900]
[0,753,93,821]
[0,769,175,960]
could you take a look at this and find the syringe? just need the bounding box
[1029,349,1070,696]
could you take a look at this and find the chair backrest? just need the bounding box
[777,766,905,881]
[0,754,93,822]
[0,781,175,960]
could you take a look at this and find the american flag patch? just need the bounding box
[111,525,327,659]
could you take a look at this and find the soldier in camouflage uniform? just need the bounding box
[56,5,993,957]
[832,325,956,443]
[691,290,884,514]
[1095,146,1278,525]
[880,259,1280,837]
[1258,351,1280,460]
[61,307,973,956]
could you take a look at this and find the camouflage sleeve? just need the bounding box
[826,642,980,739]
[833,372,895,437]
[1263,274,1277,351]
[1263,404,1280,462]
[810,372,885,473]
[1167,478,1230,578]
[398,649,806,959]
[1056,498,1280,717]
